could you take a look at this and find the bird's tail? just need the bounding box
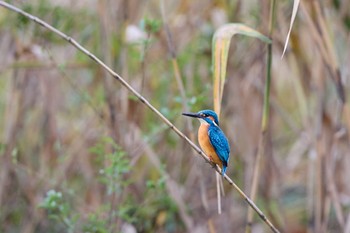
[221,166,227,176]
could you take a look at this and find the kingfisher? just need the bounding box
[182,110,230,176]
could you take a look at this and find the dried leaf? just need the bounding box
[212,23,271,117]
[281,0,300,58]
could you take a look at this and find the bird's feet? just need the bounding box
[209,156,216,168]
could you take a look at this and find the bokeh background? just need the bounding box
[1,0,350,232]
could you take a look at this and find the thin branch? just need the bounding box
[0,2,280,232]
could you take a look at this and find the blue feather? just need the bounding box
[208,123,230,176]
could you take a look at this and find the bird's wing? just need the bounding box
[208,126,230,165]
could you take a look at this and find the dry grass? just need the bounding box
[0,0,350,232]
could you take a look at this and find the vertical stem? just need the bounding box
[262,0,276,131]
[160,0,194,136]
[245,1,276,232]
[262,37,273,131]
[216,172,222,214]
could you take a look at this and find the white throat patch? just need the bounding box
[198,118,218,127]
[198,118,209,125]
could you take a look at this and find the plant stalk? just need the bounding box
[245,0,276,232]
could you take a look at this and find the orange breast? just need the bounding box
[198,124,223,168]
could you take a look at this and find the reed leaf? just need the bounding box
[212,23,271,116]
[282,0,300,58]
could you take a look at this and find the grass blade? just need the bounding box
[212,23,271,116]
[281,0,300,58]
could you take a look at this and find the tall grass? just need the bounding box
[0,0,349,232]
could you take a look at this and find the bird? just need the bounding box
[182,109,230,176]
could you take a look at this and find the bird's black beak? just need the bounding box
[182,112,201,118]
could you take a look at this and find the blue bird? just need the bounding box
[182,110,230,176]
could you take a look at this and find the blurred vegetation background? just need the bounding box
[1,0,350,232]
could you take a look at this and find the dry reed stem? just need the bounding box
[216,171,222,214]
[160,0,199,193]
[301,2,347,231]
[0,2,281,232]
[314,1,345,105]
[301,1,345,104]
[160,0,194,136]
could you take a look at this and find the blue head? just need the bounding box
[182,109,220,126]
